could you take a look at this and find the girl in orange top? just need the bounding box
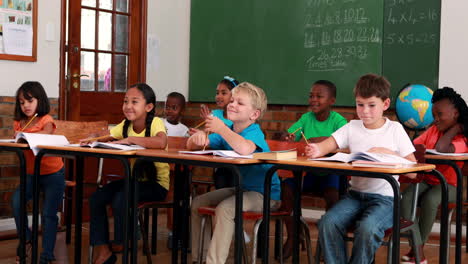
[401,87,468,264]
[11,81,65,264]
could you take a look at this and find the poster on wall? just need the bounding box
[0,0,36,61]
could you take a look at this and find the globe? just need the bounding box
[395,84,434,130]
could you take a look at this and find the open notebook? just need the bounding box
[311,151,416,168]
[68,142,145,151]
[178,150,253,159]
[426,149,468,156]
[0,132,70,155]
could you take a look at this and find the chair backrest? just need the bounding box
[54,120,109,143]
[168,136,188,149]
[266,139,307,156]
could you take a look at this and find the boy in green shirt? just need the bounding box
[281,80,347,259]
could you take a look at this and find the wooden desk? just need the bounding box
[31,145,136,264]
[0,142,29,264]
[261,157,448,264]
[425,154,468,264]
[134,149,263,264]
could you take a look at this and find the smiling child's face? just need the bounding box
[122,87,153,122]
[215,83,232,109]
[308,84,335,114]
[432,98,459,132]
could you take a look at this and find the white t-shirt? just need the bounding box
[332,118,415,197]
[163,118,189,137]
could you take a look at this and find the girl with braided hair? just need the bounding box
[88,83,169,264]
[401,87,468,264]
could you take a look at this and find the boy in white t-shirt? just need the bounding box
[163,92,189,137]
[306,74,418,264]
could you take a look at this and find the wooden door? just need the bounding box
[59,0,147,122]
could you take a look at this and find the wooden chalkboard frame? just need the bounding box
[0,0,37,62]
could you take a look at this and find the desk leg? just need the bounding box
[172,164,182,264]
[14,149,27,264]
[72,156,84,264]
[450,162,462,264]
[292,170,302,263]
[32,151,45,264]
[128,158,139,264]
[427,169,449,264]
[262,166,278,264]
[389,175,400,264]
[227,165,243,264]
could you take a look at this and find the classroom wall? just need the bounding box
[438,0,468,100]
[0,0,61,97]
[146,0,191,100]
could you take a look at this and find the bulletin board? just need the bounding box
[0,0,37,62]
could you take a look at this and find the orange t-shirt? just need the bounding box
[413,125,467,186]
[14,115,64,175]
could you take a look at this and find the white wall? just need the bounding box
[0,0,466,101]
[439,0,468,100]
[146,0,191,101]
[0,0,61,97]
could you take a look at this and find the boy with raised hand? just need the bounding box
[306,74,417,264]
[187,82,281,264]
[281,80,347,258]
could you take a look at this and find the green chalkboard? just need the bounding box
[189,0,440,106]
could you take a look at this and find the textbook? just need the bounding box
[311,151,415,168]
[426,149,468,156]
[252,149,297,160]
[7,132,70,155]
[178,150,253,159]
[68,142,145,151]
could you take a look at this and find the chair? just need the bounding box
[196,206,313,264]
[90,136,186,264]
[54,120,108,244]
[313,144,428,263]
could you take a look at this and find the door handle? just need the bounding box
[70,73,89,78]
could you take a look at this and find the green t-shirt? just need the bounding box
[287,111,347,142]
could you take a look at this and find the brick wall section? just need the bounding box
[0,96,58,217]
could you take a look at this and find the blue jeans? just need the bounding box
[318,190,394,264]
[12,168,65,262]
[89,179,167,246]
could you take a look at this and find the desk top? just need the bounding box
[425,154,468,161]
[136,149,263,165]
[0,142,29,148]
[265,157,435,174]
[37,145,137,156]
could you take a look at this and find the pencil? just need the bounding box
[301,131,310,145]
[290,127,302,135]
[202,132,210,151]
[193,120,206,129]
[21,113,38,131]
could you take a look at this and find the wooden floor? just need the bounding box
[0,213,466,263]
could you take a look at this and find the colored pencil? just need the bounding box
[290,127,302,135]
[202,132,210,151]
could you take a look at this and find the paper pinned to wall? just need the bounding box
[3,23,32,56]
[147,33,160,71]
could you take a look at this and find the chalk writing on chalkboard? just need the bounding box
[304,1,382,72]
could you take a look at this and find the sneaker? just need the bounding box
[243,231,251,244]
[401,250,413,261]
[401,257,428,264]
